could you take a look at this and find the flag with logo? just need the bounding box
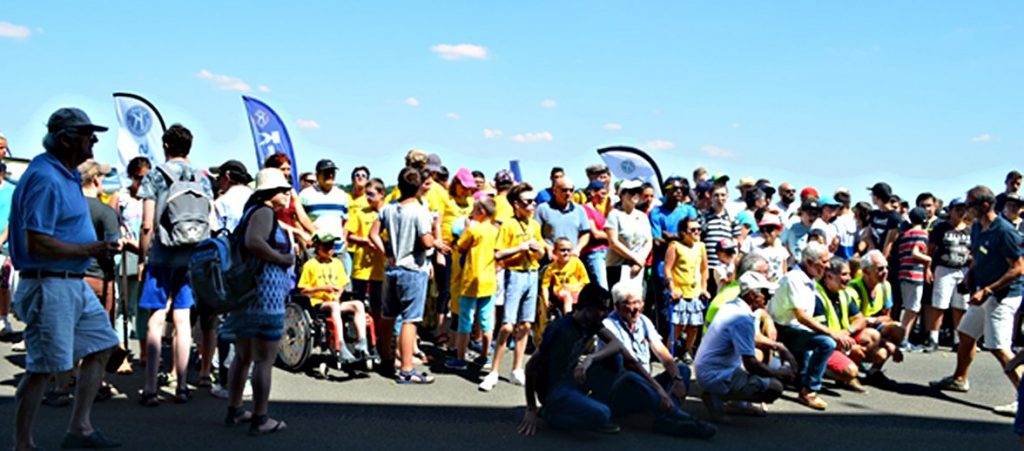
[112,93,166,170]
[242,96,298,189]
[597,145,664,199]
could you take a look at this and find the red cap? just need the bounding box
[800,187,819,200]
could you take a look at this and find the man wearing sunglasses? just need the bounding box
[932,186,1024,418]
[300,159,350,264]
[781,200,821,268]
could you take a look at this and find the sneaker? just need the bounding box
[210,384,229,399]
[921,338,939,353]
[478,372,500,392]
[444,358,468,371]
[864,370,897,390]
[993,401,1018,417]
[900,341,921,353]
[11,340,25,353]
[929,375,969,392]
[0,317,11,336]
[61,429,121,449]
[511,369,526,386]
[681,352,694,365]
[468,340,483,354]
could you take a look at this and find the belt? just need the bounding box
[20,270,86,280]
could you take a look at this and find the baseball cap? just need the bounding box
[453,167,476,189]
[717,238,738,252]
[211,159,253,184]
[78,159,112,182]
[735,176,756,189]
[800,199,821,212]
[739,271,778,294]
[619,179,644,193]
[1005,193,1023,205]
[695,180,714,193]
[819,195,841,207]
[315,159,338,173]
[800,187,819,200]
[710,173,730,185]
[47,108,108,133]
[494,169,515,184]
[758,213,782,229]
[426,153,443,172]
[868,182,893,199]
[908,207,928,225]
[948,197,966,208]
[312,230,340,243]
[585,163,609,176]
[585,180,607,191]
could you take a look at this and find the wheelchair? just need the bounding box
[277,290,380,378]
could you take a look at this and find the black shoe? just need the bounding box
[921,338,939,353]
[60,430,121,449]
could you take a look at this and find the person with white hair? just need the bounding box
[697,271,798,422]
[769,242,855,410]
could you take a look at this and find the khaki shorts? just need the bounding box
[958,295,1022,351]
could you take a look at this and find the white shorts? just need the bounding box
[957,295,1022,351]
[494,268,505,307]
[900,282,924,313]
[931,266,967,311]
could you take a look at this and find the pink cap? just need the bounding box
[454,167,476,189]
[758,213,782,228]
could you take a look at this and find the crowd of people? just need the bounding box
[4,107,1024,449]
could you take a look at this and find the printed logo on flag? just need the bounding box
[620,160,636,174]
[126,106,153,137]
[253,110,270,128]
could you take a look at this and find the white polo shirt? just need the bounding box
[768,266,816,331]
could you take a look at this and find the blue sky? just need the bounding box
[1,1,1021,202]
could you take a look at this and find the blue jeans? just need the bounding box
[777,325,836,392]
[582,249,608,289]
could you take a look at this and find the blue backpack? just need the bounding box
[190,206,277,313]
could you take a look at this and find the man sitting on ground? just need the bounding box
[696,272,798,422]
[516,284,716,439]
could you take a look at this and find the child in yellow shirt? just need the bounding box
[345,178,387,320]
[444,199,498,371]
[540,237,590,315]
[298,232,368,366]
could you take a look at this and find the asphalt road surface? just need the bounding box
[0,325,1018,450]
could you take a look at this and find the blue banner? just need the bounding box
[242,96,298,189]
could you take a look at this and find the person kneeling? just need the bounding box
[696,272,798,422]
[298,231,369,367]
[516,284,716,439]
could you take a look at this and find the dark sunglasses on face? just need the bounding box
[519,198,537,205]
[782,189,796,195]
[353,172,368,179]
[687,227,701,233]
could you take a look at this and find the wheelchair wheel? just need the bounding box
[277,302,313,371]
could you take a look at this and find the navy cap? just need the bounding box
[585,180,606,191]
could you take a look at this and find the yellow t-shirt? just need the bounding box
[457,221,500,298]
[497,216,544,271]
[541,256,589,295]
[344,204,385,282]
[494,194,514,225]
[298,257,350,307]
[668,241,704,300]
[442,195,474,243]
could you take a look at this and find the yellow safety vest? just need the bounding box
[814,283,854,332]
[848,276,890,318]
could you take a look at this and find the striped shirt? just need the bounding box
[897,227,928,284]
[701,209,741,267]
[300,184,350,239]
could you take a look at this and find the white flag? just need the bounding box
[597,146,664,199]
[112,93,166,171]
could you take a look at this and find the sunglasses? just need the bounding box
[557,248,572,253]
[353,172,368,179]
[519,198,537,205]
[557,187,575,193]
[781,189,796,195]
[687,227,701,233]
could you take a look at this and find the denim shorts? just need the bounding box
[13,278,119,373]
[458,296,495,334]
[383,267,429,323]
[139,265,195,310]
[504,270,538,325]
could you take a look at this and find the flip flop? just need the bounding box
[225,406,253,426]
[396,370,435,385]
[249,415,287,436]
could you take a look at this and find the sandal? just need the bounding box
[225,406,253,426]
[249,414,287,436]
[396,370,435,385]
[138,391,159,408]
[174,387,192,404]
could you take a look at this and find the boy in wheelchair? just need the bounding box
[297,231,370,367]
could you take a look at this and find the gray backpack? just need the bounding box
[155,163,212,248]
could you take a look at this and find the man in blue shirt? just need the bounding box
[932,185,1024,417]
[10,108,122,450]
[535,175,590,259]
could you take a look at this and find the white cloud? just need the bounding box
[700,144,736,158]
[646,139,676,151]
[512,131,554,143]
[483,128,503,139]
[971,133,993,143]
[403,97,420,107]
[0,21,31,39]
[431,43,489,60]
[446,112,461,120]
[603,123,623,131]
[257,85,271,93]
[541,99,557,109]
[196,69,252,92]
[295,119,320,129]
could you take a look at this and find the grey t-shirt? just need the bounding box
[136,160,215,268]
[604,208,652,267]
[379,201,433,272]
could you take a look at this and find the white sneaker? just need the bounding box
[478,372,500,392]
[210,382,253,400]
[511,369,526,386]
[993,401,1018,417]
[0,317,11,336]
